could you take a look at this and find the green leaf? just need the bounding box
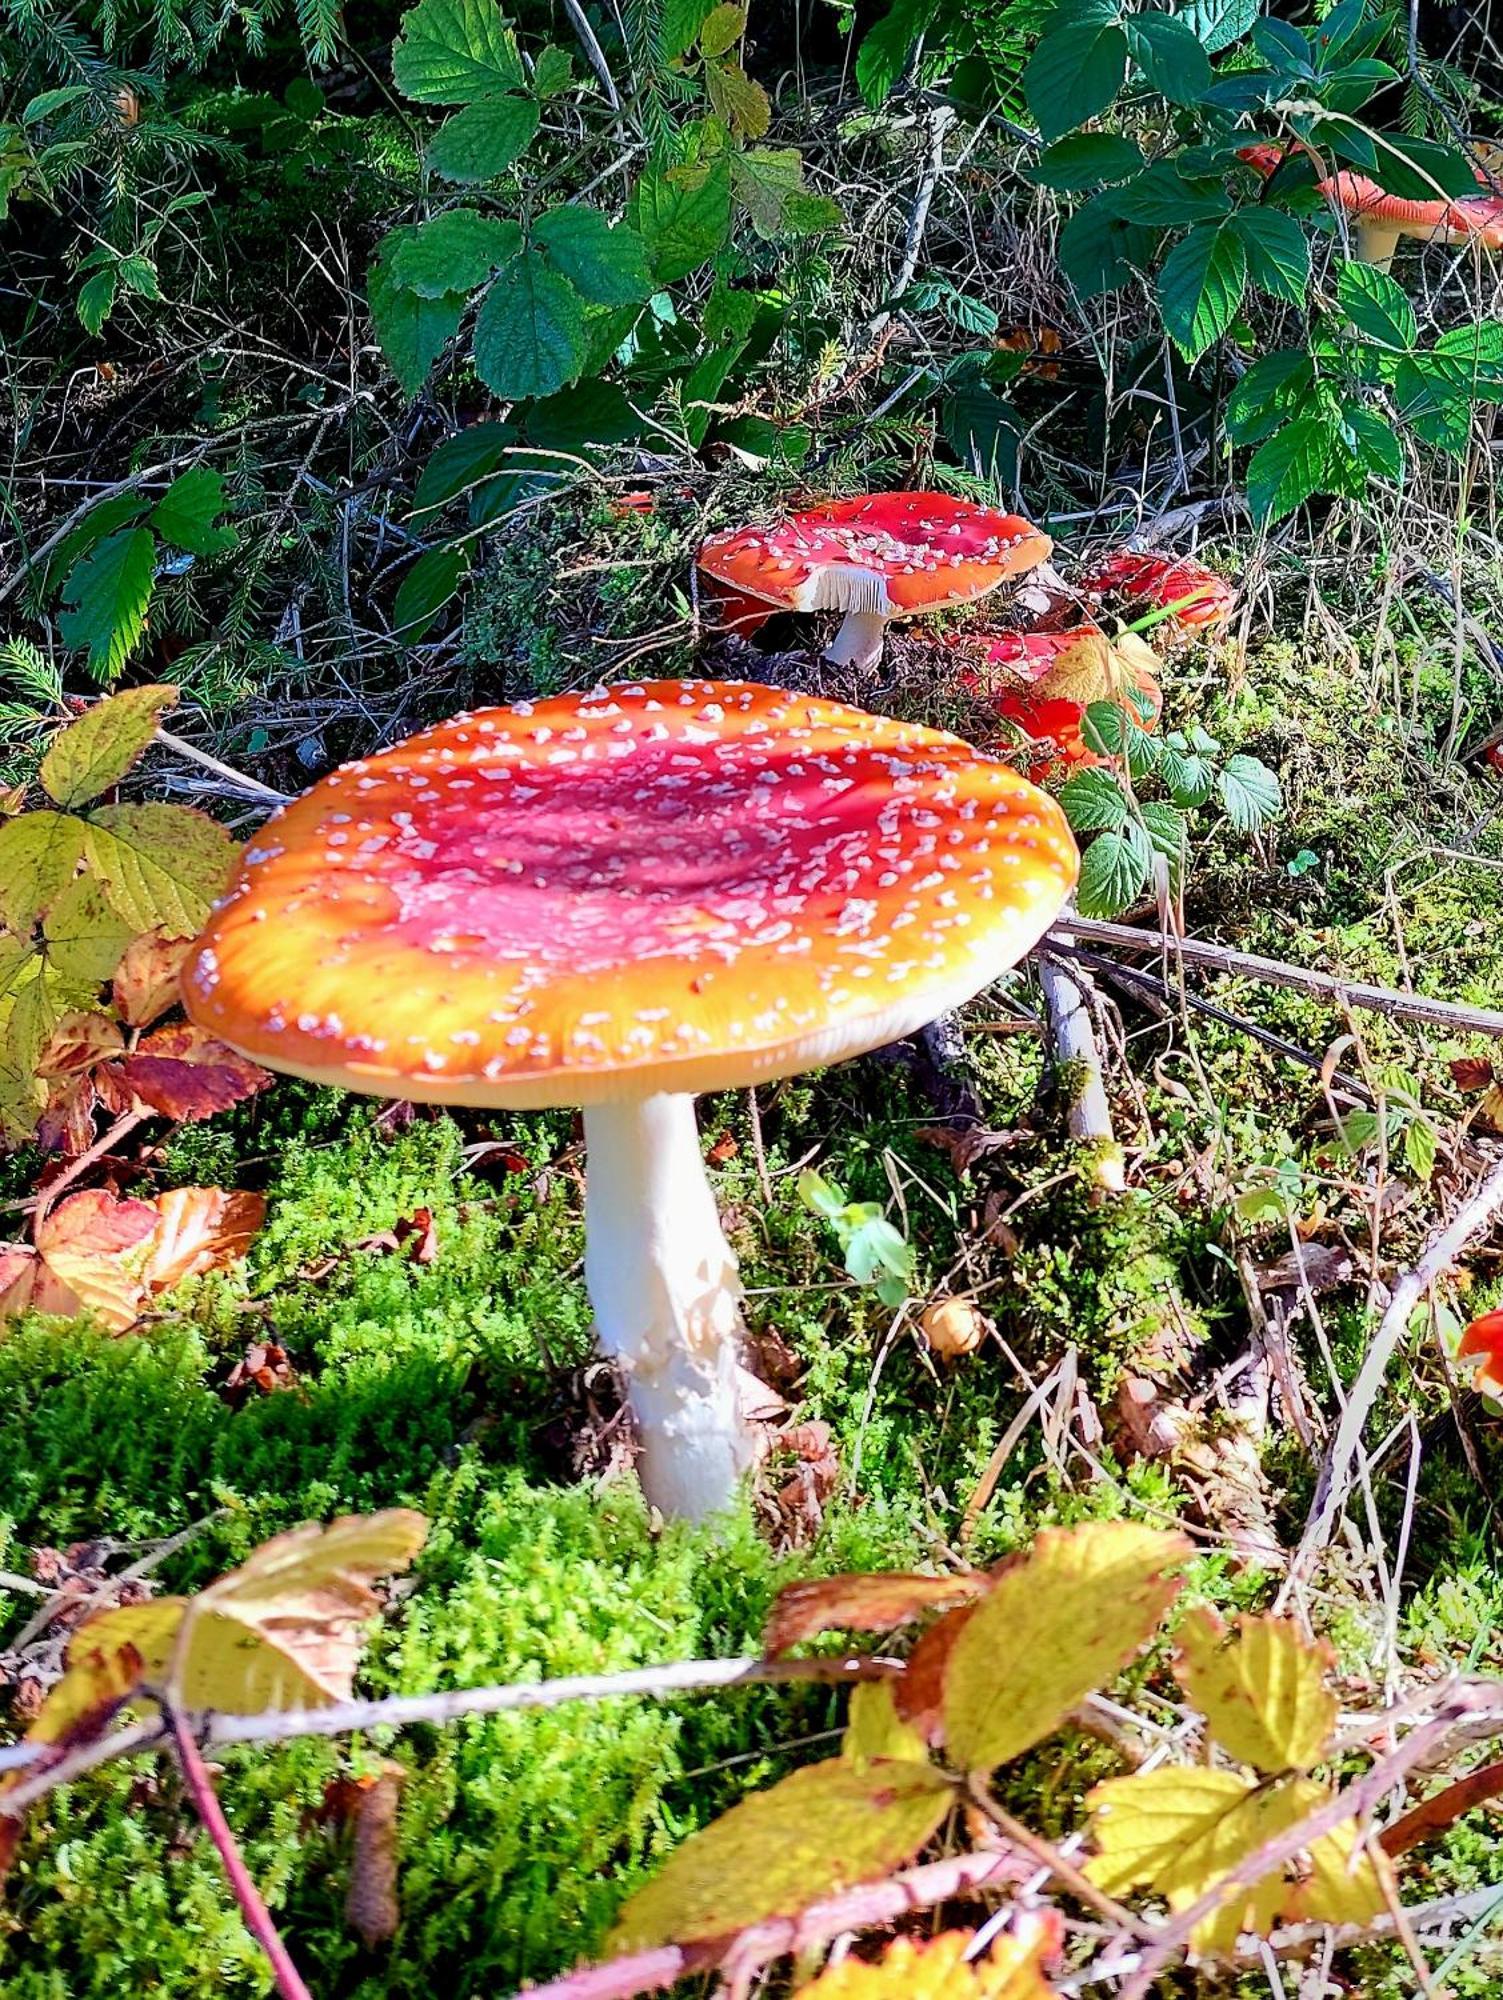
[0,812,87,932]
[77,265,117,338]
[1394,355,1472,453]
[23,86,92,123]
[663,0,716,60]
[427,96,539,182]
[1340,402,1403,481]
[411,422,515,516]
[942,381,1019,484]
[1058,195,1153,298]
[472,251,588,400]
[698,2,746,56]
[1246,414,1339,521]
[1217,753,1282,832]
[730,148,830,239]
[1139,801,1187,892]
[1076,824,1153,917]
[1059,766,1130,833]
[1176,0,1255,54]
[1337,261,1416,350]
[855,0,939,106]
[82,804,237,937]
[607,1758,952,1952]
[630,159,733,284]
[368,231,467,395]
[389,210,520,297]
[393,0,525,103]
[1158,222,1247,360]
[1229,207,1309,304]
[532,206,652,305]
[532,46,574,96]
[40,686,179,810]
[524,381,647,452]
[1158,738,1215,807]
[118,256,161,301]
[1404,1115,1437,1182]
[706,57,771,137]
[1034,133,1145,191]
[1112,163,1230,226]
[1225,349,1314,445]
[151,467,237,557]
[1127,13,1212,103]
[57,528,157,683]
[393,544,469,637]
[1025,21,1129,142]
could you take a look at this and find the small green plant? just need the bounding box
[1334,1063,1440,1182]
[1057,701,1281,918]
[798,1168,915,1307]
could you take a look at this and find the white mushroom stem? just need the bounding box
[822,610,891,672]
[1037,946,1125,1195]
[582,1094,754,1521]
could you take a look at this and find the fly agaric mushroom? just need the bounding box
[698,493,1052,674]
[182,681,1078,1521]
[1457,1307,1503,1398]
[960,626,1163,782]
[1237,145,1503,270]
[1077,550,1236,633]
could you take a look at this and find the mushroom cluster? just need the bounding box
[185,680,1078,1521]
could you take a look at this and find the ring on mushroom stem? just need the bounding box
[182,681,1079,1522]
[698,492,1053,675]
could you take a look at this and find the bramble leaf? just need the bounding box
[792,1919,1063,1999]
[151,468,237,557]
[0,812,88,931]
[57,527,157,681]
[472,251,588,399]
[107,1023,272,1122]
[393,0,524,102]
[1175,1609,1337,1773]
[427,95,538,181]
[40,684,178,809]
[764,1570,983,1657]
[81,803,237,936]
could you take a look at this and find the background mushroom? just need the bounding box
[698,492,1052,674]
[1076,550,1236,634]
[957,625,1163,781]
[183,680,1079,1522]
[1237,145,1503,270]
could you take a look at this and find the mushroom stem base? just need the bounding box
[822,608,889,673]
[583,1095,755,1521]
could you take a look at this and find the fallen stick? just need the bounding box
[1037,944,1125,1192]
[1047,915,1503,1039]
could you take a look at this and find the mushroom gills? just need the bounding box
[582,1093,754,1520]
[813,568,896,672]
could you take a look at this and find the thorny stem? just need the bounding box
[165,1704,314,2000]
[964,1773,1153,1937]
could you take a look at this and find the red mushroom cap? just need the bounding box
[183,681,1078,1108]
[698,493,1052,624]
[955,625,1162,781]
[1077,550,1237,631]
[1457,1307,1503,1397]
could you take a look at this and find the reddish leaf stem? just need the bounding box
[165,1704,314,2000]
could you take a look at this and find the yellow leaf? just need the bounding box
[40,685,179,811]
[1086,1767,1320,1957]
[941,1522,1188,1773]
[81,804,236,937]
[42,874,137,988]
[1175,1608,1337,1774]
[607,1758,953,1953]
[30,1601,185,1741]
[1287,1811,1393,1927]
[843,1680,929,1769]
[793,1915,1063,1999]
[0,812,87,932]
[707,58,771,138]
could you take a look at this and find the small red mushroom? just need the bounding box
[700,576,776,640]
[698,492,1052,673]
[957,625,1163,781]
[1077,550,1237,633]
[1457,1307,1503,1398]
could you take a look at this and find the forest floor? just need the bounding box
[6,538,1503,1997]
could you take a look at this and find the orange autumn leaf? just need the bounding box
[36,1011,125,1080]
[112,930,195,1028]
[138,1186,267,1295]
[764,1570,986,1659]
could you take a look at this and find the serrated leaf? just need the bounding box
[40,684,178,809]
[1112,163,1230,227]
[41,874,135,987]
[1175,1609,1337,1773]
[843,1681,931,1769]
[1127,13,1212,102]
[392,544,469,638]
[57,528,157,681]
[706,58,771,138]
[1059,767,1130,834]
[368,232,467,396]
[137,1186,266,1296]
[472,251,588,399]
[1033,133,1144,191]
[792,1921,1062,2000]
[112,930,193,1027]
[1245,415,1339,522]
[532,206,652,305]
[1086,1767,1319,1955]
[393,0,525,102]
[82,803,236,937]
[389,210,520,296]
[16,1187,162,1330]
[1217,753,1281,833]
[1230,207,1309,305]
[1287,1814,1392,1926]
[107,1022,271,1122]
[0,813,88,932]
[1138,802,1187,892]
[532,46,574,96]
[1058,196,1152,298]
[427,95,539,182]
[1225,349,1313,445]
[77,265,117,338]
[1076,826,1152,918]
[1158,222,1247,361]
[764,1570,983,1657]
[607,1758,952,1952]
[855,0,939,106]
[151,467,237,556]
[412,422,514,516]
[698,2,746,55]
[630,158,733,283]
[1025,22,1129,143]
[941,1523,1187,1773]
[1337,261,1416,349]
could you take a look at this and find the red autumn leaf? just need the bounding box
[36,1077,101,1157]
[891,1602,980,1744]
[1,1189,162,1331]
[1450,1057,1496,1093]
[138,1186,267,1295]
[112,930,194,1028]
[763,1570,985,1659]
[106,1023,272,1122]
[36,1011,125,1081]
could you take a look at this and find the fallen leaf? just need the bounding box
[345,1763,405,1948]
[915,1123,1022,1174]
[764,1570,984,1659]
[223,1339,297,1406]
[607,1757,952,1952]
[392,1206,438,1265]
[105,1023,271,1121]
[112,931,194,1027]
[138,1186,266,1295]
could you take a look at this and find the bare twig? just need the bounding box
[153,730,291,805]
[1038,944,1125,1192]
[1379,1756,1503,1858]
[867,103,956,343]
